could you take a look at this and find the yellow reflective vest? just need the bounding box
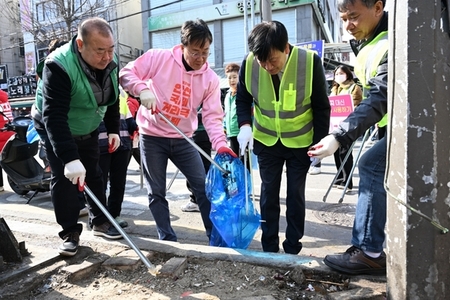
[245,47,314,148]
[354,31,389,127]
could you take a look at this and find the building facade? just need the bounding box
[0,0,26,83]
[139,0,341,72]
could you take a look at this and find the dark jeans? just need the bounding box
[140,134,212,241]
[255,140,309,254]
[99,149,131,218]
[44,130,108,239]
[352,136,387,253]
[186,134,211,204]
[333,147,354,189]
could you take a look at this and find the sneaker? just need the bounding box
[324,246,386,275]
[181,201,200,212]
[79,207,89,217]
[115,216,128,228]
[308,166,321,175]
[93,222,123,239]
[58,232,80,256]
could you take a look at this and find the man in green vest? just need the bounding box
[236,21,331,254]
[308,0,388,275]
[33,17,123,257]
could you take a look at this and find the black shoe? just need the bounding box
[93,222,123,239]
[282,240,302,255]
[59,232,80,256]
[324,246,386,275]
[115,217,128,228]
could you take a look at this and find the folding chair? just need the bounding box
[323,127,379,203]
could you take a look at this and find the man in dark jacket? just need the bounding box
[34,17,123,256]
[308,0,388,275]
[236,21,330,255]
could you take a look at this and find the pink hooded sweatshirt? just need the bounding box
[119,45,228,151]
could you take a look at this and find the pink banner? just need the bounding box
[328,94,354,133]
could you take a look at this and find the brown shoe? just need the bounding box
[324,246,386,275]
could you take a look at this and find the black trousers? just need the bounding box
[255,140,309,254]
[229,136,250,170]
[99,148,131,218]
[45,130,108,239]
[333,147,354,189]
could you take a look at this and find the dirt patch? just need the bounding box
[13,250,385,300]
[0,231,386,300]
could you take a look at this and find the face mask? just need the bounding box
[334,74,347,84]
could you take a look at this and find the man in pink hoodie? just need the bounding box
[119,19,236,242]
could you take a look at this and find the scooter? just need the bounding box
[0,108,51,203]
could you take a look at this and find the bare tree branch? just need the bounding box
[0,0,113,48]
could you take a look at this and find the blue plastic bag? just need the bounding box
[206,153,261,249]
[26,122,40,144]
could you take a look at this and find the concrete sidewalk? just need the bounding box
[0,139,385,296]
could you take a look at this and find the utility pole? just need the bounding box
[387,0,450,298]
[261,0,272,22]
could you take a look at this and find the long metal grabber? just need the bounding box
[157,111,229,175]
[83,185,158,275]
[166,168,180,191]
[322,139,357,203]
[337,127,378,203]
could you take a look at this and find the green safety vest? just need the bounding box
[354,31,389,127]
[245,47,314,148]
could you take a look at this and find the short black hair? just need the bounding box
[180,19,213,48]
[78,17,113,44]
[334,65,354,81]
[337,0,385,12]
[247,20,288,62]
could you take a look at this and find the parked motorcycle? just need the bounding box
[0,107,51,203]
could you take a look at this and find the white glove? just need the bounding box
[307,135,340,159]
[237,125,253,156]
[64,159,86,186]
[139,89,157,111]
[108,133,120,153]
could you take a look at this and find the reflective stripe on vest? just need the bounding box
[354,31,388,127]
[244,47,314,148]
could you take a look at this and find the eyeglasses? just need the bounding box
[188,50,211,59]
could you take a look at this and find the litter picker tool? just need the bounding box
[322,127,378,203]
[166,168,180,191]
[157,111,229,175]
[83,184,158,275]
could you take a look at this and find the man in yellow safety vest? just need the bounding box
[236,21,331,255]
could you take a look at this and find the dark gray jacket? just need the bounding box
[332,12,389,148]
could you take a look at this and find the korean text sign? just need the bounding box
[328,94,354,133]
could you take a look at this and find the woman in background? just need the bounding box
[329,65,362,191]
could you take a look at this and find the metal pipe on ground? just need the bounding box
[83,185,158,275]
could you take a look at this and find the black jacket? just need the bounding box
[41,38,120,164]
[332,12,389,148]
